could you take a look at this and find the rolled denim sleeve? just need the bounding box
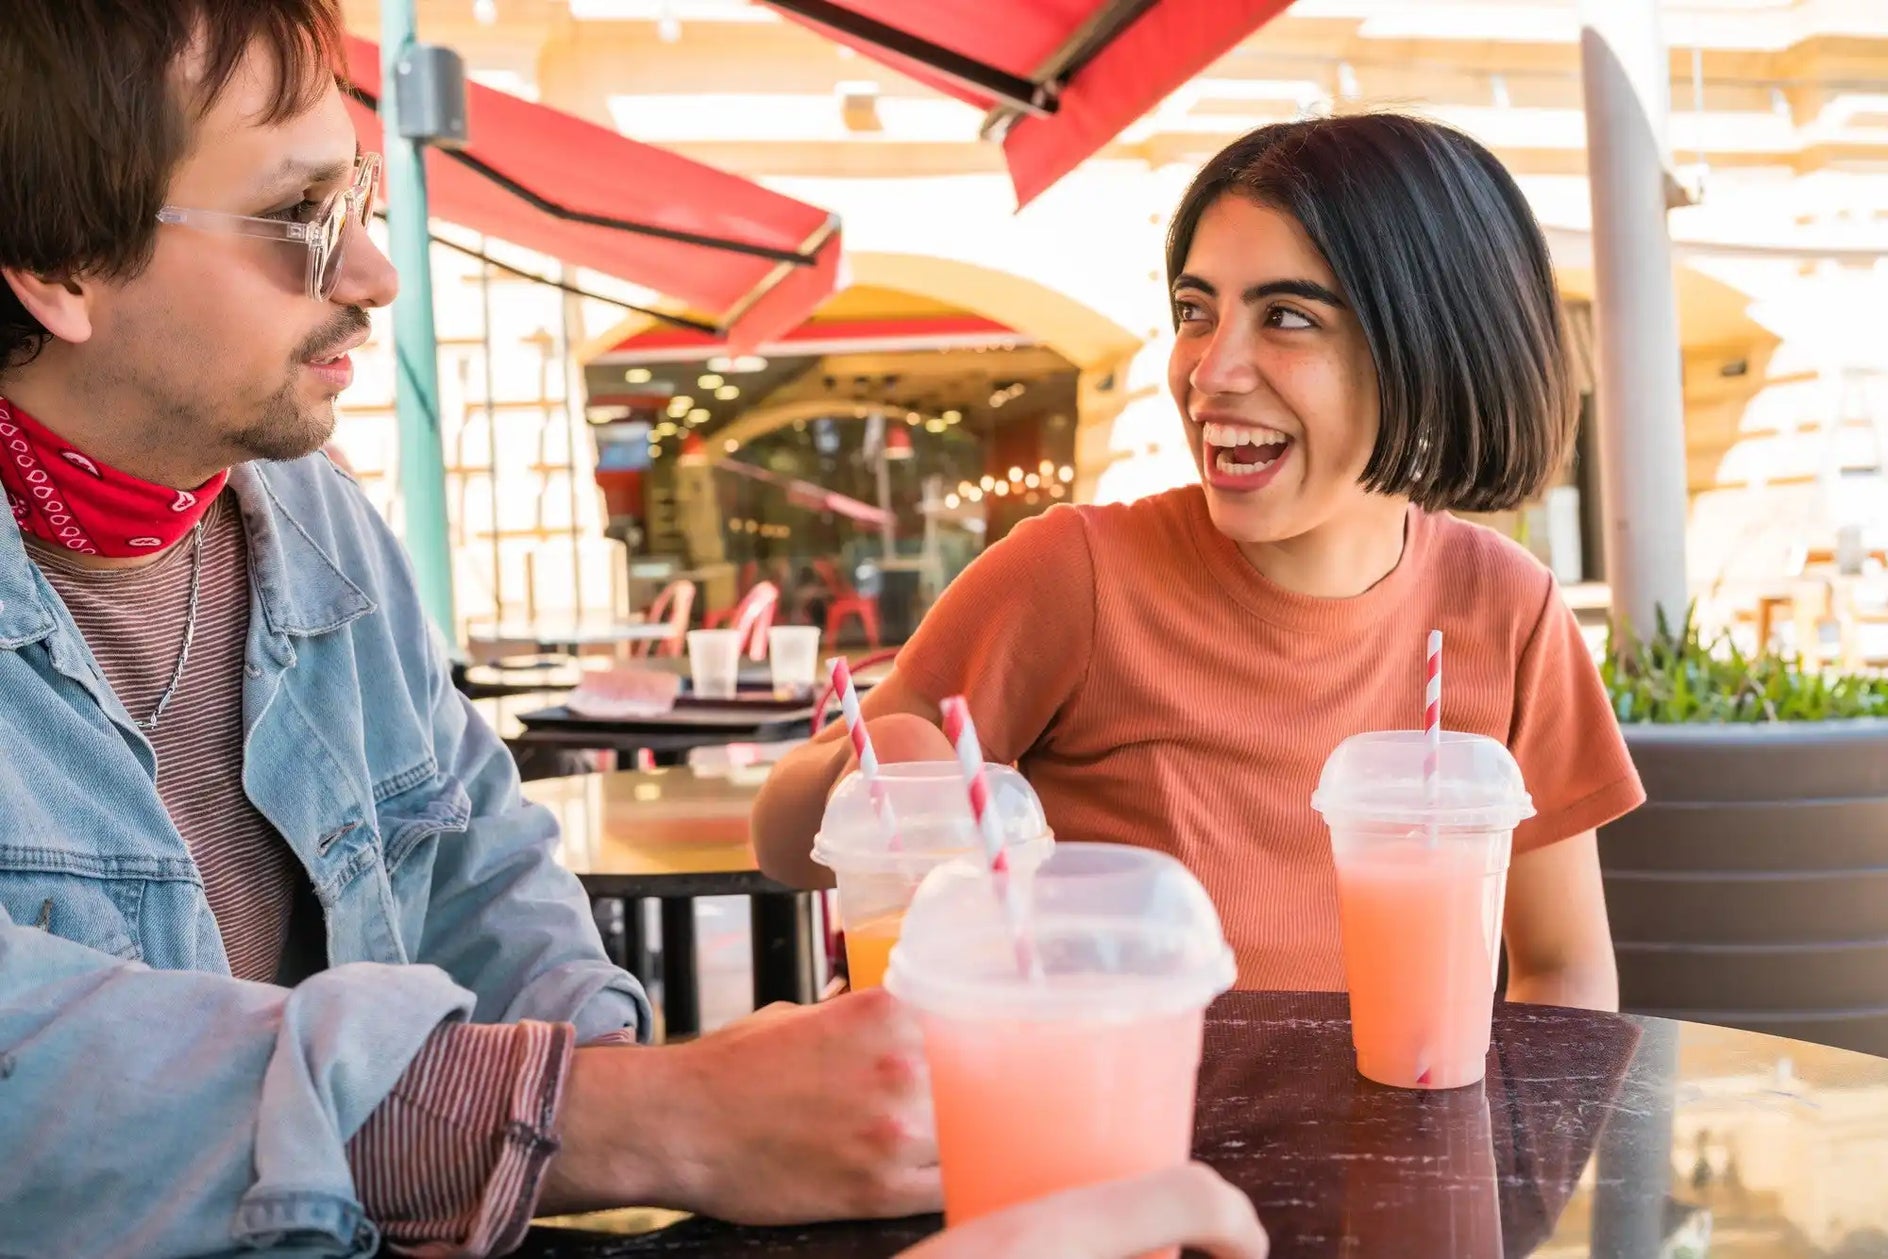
[410,617,651,1045]
[0,916,477,1259]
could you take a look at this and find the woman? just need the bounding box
[753,113,1641,1009]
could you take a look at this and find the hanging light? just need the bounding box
[884,426,915,460]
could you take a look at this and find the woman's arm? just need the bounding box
[750,670,955,888]
[1501,830,1619,1011]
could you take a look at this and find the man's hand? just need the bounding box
[896,1164,1267,1259]
[541,987,938,1224]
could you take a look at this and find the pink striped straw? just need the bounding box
[939,695,1042,980]
[1423,630,1443,845]
[828,657,900,849]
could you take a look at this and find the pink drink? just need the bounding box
[1313,731,1534,1092]
[1335,837,1508,1089]
[888,843,1234,1258]
[920,1007,1205,1230]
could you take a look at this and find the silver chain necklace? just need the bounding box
[134,521,205,735]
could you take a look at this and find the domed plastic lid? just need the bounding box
[812,760,1051,875]
[885,842,1237,1021]
[1311,730,1535,830]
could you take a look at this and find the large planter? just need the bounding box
[1599,719,1888,1056]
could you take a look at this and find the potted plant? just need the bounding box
[1597,611,1888,1056]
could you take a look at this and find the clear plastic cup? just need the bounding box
[812,762,1051,989]
[886,842,1236,1244]
[766,625,822,697]
[1311,731,1535,1090]
[685,628,741,700]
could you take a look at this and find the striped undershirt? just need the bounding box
[32,491,576,1256]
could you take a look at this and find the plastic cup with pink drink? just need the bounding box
[1312,731,1535,1090]
[886,842,1235,1248]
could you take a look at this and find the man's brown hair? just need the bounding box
[0,0,345,368]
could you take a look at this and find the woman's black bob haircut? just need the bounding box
[1166,113,1577,514]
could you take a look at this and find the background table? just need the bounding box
[511,698,817,767]
[525,768,818,1037]
[512,990,1888,1257]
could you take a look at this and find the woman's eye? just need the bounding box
[1265,305,1315,330]
[263,198,324,224]
[1174,298,1207,324]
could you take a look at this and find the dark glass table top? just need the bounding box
[514,991,1888,1258]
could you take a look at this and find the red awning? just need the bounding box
[342,37,841,351]
[758,0,1292,207]
[600,313,1026,362]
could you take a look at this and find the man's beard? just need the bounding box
[228,307,370,464]
[229,375,337,464]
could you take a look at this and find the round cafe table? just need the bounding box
[512,990,1888,1258]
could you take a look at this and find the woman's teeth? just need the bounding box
[1215,449,1281,474]
[1201,421,1291,474]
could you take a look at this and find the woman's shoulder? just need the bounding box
[1421,510,1560,624]
[1054,485,1204,557]
[979,485,1202,573]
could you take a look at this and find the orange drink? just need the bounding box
[841,912,903,990]
[887,843,1234,1243]
[1313,731,1534,1091]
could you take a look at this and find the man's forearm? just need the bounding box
[538,1044,706,1216]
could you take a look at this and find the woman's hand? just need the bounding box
[895,1164,1267,1259]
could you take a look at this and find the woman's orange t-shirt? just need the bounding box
[896,486,1644,991]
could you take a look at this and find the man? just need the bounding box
[0,4,933,1256]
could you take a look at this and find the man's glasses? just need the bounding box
[156,153,382,301]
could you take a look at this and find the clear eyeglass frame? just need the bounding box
[155,152,382,301]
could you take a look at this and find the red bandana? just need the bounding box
[0,398,227,558]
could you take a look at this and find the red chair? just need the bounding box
[631,580,696,658]
[705,580,780,661]
[815,559,881,649]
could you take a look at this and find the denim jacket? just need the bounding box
[0,455,648,1258]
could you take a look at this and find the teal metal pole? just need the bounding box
[379,1,457,637]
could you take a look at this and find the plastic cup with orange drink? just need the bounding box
[1312,729,1535,1089]
[811,762,1050,989]
[886,842,1236,1250]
